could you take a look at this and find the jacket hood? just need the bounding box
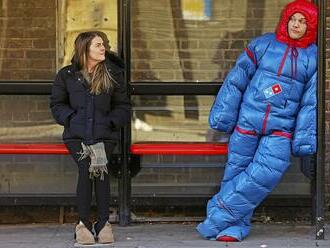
[106,51,125,69]
[276,0,318,48]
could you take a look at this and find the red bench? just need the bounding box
[0,144,69,155]
[130,142,228,155]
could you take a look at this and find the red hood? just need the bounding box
[276,0,318,48]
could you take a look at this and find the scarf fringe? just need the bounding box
[77,142,108,180]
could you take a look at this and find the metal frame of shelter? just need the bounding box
[0,0,326,240]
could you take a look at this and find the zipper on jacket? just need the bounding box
[277,45,290,77]
[85,93,95,145]
[216,196,237,219]
[90,95,95,144]
[262,104,271,135]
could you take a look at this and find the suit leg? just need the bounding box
[197,127,259,239]
[214,134,291,240]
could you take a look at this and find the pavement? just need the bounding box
[0,222,329,248]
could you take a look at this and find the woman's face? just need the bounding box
[87,36,106,63]
[288,13,307,40]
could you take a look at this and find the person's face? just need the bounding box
[87,36,105,63]
[288,13,307,40]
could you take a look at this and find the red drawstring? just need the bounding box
[277,45,299,80]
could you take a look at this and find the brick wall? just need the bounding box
[0,95,59,143]
[131,0,287,82]
[0,1,59,141]
[0,0,56,80]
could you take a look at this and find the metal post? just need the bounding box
[315,0,326,240]
[118,0,131,226]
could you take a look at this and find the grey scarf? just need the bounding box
[81,70,92,85]
[78,142,108,180]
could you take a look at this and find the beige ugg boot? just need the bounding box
[97,221,114,244]
[75,221,95,245]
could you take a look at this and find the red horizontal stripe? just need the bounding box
[235,126,257,136]
[0,143,229,156]
[130,143,228,155]
[0,144,69,154]
[272,131,292,139]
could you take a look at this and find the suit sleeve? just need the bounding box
[209,39,259,133]
[292,71,317,156]
[49,71,75,127]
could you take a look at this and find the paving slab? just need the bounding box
[0,222,329,248]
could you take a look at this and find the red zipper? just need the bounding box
[277,45,290,77]
[262,104,271,135]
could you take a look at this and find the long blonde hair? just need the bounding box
[73,31,113,95]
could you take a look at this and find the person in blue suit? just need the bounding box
[197,0,318,242]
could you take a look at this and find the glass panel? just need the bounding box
[0,154,118,195]
[0,154,76,194]
[57,0,118,68]
[132,95,228,142]
[131,0,291,82]
[0,96,120,194]
[0,95,61,143]
[0,0,118,80]
[131,157,310,198]
[0,0,56,80]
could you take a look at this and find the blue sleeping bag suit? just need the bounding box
[197,0,318,241]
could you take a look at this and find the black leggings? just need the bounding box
[66,141,116,232]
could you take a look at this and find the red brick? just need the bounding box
[28,112,52,122]
[27,71,54,80]
[2,39,33,49]
[149,40,176,50]
[28,59,53,69]
[32,39,54,49]
[26,50,55,59]
[12,113,29,121]
[0,50,25,59]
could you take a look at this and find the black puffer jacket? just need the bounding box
[50,52,131,145]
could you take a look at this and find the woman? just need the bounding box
[50,31,130,245]
[197,0,317,242]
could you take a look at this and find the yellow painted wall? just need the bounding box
[58,0,118,67]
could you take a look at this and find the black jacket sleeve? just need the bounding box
[49,70,75,127]
[107,71,131,129]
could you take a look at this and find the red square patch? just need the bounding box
[272,84,282,94]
